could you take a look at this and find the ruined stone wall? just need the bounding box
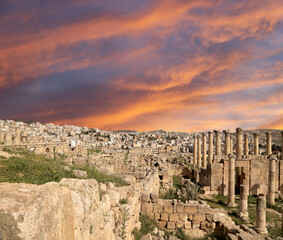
[140,196,229,238]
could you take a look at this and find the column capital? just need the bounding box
[223,130,230,135]
[253,132,259,137]
[236,128,243,134]
[244,133,248,138]
[266,132,271,137]
[208,131,213,135]
[214,130,220,135]
[193,134,197,139]
[197,135,201,139]
[202,132,207,137]
[228,153,236,159]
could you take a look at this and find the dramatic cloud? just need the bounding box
[1,0,283,131]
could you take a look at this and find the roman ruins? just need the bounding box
[0,120,282,240]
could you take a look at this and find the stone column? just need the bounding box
[244,134,249,156]
[238,183,249,221]
[254,133,259,155]
[230,137,233,153]
[228,154,236,207]
[214,130,221,156]
[193,135,197,166]
[223,130,231,155]
[14,127,21,144]
[202,133,207,169]
[0,131,4,143]
[268,154,276,205]
[266,132,272,155]
[255,194,268,234]
[208,131,213,164]
[197,135,202,168]
[5,133,12,144]
[236,128,243,158]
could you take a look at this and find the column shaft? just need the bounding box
[208,131,213,164]
[228,154,236,207]
[254,133,259,155]
[224,130,231,155]
[255,194,268,234]
[197,135,202,168]
[268,155,276,205]
[266,132,272,155]
[236,128,243,158]
[244,134,249,156]
[202,133,207,169]
[193,135,197,166]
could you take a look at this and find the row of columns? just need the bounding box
[193,129,283,166]
[227,154,279,234]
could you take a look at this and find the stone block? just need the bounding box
[141,202,152,213]
[200,221,210,231]
[163,205,173,213]
[184,221,192,229]
[179,213,187,222]
[154,213,160,220]
[194,214,206,222]
[167,222,176,230]
[150,193,158,203]
[169,214,179,222]
[192,221,200,229]
[142,193,151,202]
[188,214,193,221]
[176,203,184,213]
[184,205,197,213]
[176,222,183,228]
[160,213,168,221]
[153,204,162,213]
[159,221,167,228]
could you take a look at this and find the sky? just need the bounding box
[1,0,283,132]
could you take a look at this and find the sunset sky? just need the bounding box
[1,0,283,132]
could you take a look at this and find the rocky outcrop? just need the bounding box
[0,178,144,240]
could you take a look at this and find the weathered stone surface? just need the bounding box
[169,214,179,222]
[160,213,169,221]
[167,222,175,230]
[140,233,152,240]
[0,178,142,240]
[73,170,88,178]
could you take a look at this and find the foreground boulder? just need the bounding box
[0,179,142,240]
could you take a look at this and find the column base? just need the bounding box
[255,227,268,235]
[238,212,249,222]
[228,202,237,207]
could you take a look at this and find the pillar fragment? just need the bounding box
[255,194,268,234]
[238,184,249,221]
